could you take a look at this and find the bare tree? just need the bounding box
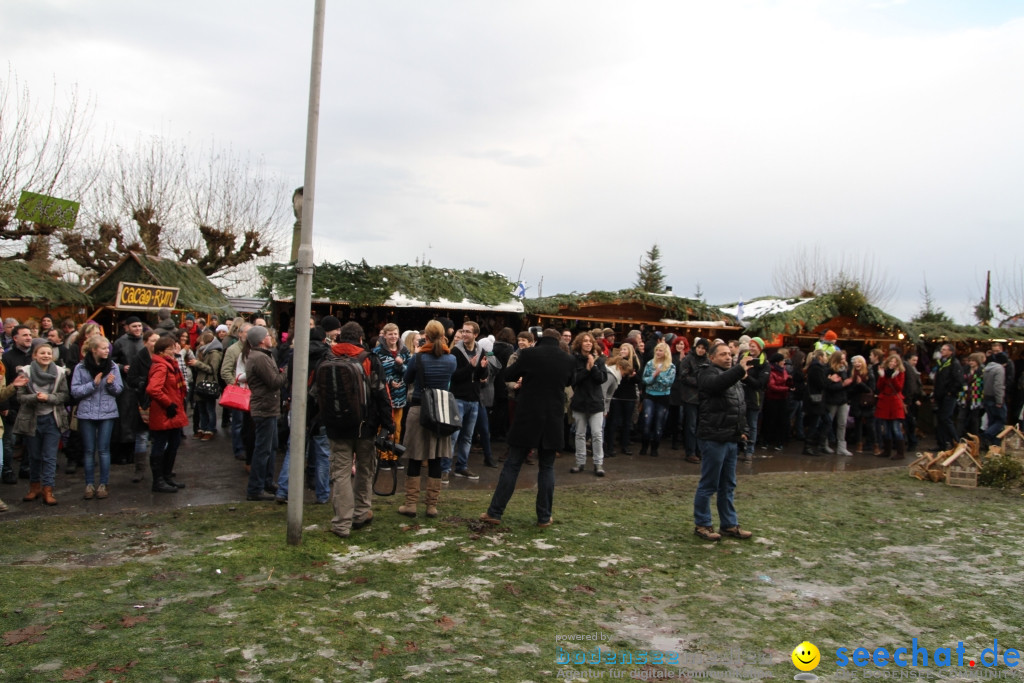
[770,245,897,307]
[0,67,99,268]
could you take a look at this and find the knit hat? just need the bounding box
[216,324,229,333]
[738,335,751,347]
[185,313,195,321]
[320,315,342,332]
[694,337,710,351]
[124,316,141,326]
[478,336,494,353]
[824,330,838,342]
[994,352,1009,364]
[769,352,784,364]
[750,337,765,352]
[246,326,269,347]
[30,338,51,354]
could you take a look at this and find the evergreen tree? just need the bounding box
[912,277,953,324]
[634,243,667,293]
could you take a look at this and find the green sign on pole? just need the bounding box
[14,191,80,229]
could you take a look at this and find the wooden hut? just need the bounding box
[523,289,739,339]
[85,252,236,334]
[0,260,93,325]
[259,260,524,336]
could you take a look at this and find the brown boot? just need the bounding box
[42,486,58,506]
[879,439,892,459]
[23,482,43,502]
[398,476,421,517]
[891,439,905,460]
[424,477,442,518]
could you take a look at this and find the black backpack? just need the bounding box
[315,350,378,439]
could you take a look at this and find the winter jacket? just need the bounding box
[571,353,609,414]
[245,347,287,419]
[404,351,457,402]
[505,336,575,450]
[373,340,411,409]
[641,359,675,397]
[805,359,828,416]
[192,338,224,392]
[14,367,71,435]
[824,366,850,406]
[220,340,246,387]
[696,362,748,442]
[983,361,1006,404]
[146,354,189,431]
[933,356,963,401]
[676,350,709,405]
[765,364,791,401]
[740,352,769,410]
[449,341,488,402]
[112,332,144,373]
[70,362,123,420]
[874,369,906,420]
[321,342,395,440]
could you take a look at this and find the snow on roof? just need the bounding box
[718,298,812,321]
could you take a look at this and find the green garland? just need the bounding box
[523,289,734,323]
[258,261,518,307]
[744,293,908,339]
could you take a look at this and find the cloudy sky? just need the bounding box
[4,0,1023,323]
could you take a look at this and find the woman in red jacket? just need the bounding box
[874,354,906,461]
[147,335,190,493]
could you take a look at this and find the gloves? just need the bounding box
[165,403,178,418]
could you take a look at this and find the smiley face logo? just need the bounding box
[792,641,820,672]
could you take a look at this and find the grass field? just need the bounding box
[2,469,1023,682]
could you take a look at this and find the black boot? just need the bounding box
[163,451,185,489]
[18,460,30,479]
[150,455,177,493]
[650,440,660,457]
[802,437,819,456]
[620,439,632,455]
[639,439,649,456]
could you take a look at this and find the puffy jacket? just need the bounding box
[933,356,962,401]
[676,350,709,405]
[192,338,224,391]
[570,353,608,414]
[70,362,123,420]
[220,340,246,387]
[697,362,747,442]
[14,368,71,435]
[146,354,189,431]
[765,365,790,401]
[983,361,1006,403]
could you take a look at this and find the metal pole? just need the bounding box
[287,0,326,545]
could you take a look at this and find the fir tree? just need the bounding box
[634,243,666,293]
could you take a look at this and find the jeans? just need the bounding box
[606,398,635,450]
[693,439,738,529]
[880,419,905,442]
[230,408,246,457]
[486,445,556,524]
[936,396,956,448]
[744,407,761,455]
[788,396,805,439]
[473,405,492,461]
[328,436,375,534]
[247,416,278,497]
[79,418,115,486]
[150,427,182,480]
[197,398,218,433]
[449,399,480,473]
[26,413,61,487]
[572,410,604,467]
[983,398,1006,444]
[278,425,330,503]
[134,428,150,455]
[642,398,670,443]
[681,403,700,456]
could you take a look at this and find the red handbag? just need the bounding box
[219,381,251,411]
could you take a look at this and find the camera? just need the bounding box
[374,435,406,457]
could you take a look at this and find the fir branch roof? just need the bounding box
[906,322,1024,343]
[740,293,909,339]
[524,289,735,323]
[0,261,93,306]
[87,252,236,318]
[258,261,522,311]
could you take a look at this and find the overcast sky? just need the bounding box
[4,0,1023,323]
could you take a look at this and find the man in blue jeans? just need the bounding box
[447,321,488,481]
[693,342,754,542]
[244,326,287,501]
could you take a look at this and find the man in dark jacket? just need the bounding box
[447,321,488,480]
[676,338,710,463]
[739,337,769,462]
[693,341,753,542]
[480,328,574,527]
[2,325,33,481]
[321,322,394,538]
[112,317,145,375]
[244,326,288,501]
[932,343,962,450]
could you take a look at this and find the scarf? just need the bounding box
[30,360,58,393]
[419,338,450,357]
[83,351,114,377]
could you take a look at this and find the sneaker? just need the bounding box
[537,517,553,528]
[595,467,605,477]
[694,526,721,541]
[684,455,701,463]
[719,525,753,539]
[440,471,450,484]
[96,484,108,499]
[192,431,204,439]
[352,512,374,530]
[569,465,583,474]
[201,432,214,441]
[772,445,783,452]
[454,469,480,480]
[84,484,95,500]
[479,512,501,525]
[275,496,288,505]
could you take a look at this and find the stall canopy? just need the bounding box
[259,260,524,313]
[525,289,738,328]
[0,260,93,308]
[86,252,236,318]
[723,293,908,345]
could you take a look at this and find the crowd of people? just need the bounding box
[2,311,1020,540]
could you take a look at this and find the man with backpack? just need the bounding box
[317,322,394,539]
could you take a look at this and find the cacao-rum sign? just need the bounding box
[115,282,179,311]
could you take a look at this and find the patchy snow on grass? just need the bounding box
[532,539,557,550]
[329,540,445,569]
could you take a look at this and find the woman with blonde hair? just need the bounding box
[823,350,853,456]
[399,320,457,518]
[569,332,608,476]
[874,354,906,460]
[606,342,641,456]
[847,355,876,453]
[70,335,123,499]
[639,341,676,457]
[374,322,411,451]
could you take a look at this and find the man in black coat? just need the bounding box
[932,343,962,450]
[480,328,574,527]
[693,341,753,542]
